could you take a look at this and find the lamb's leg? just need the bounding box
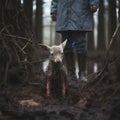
[62,76,66,97]
[46,76,51,97]
[62,81,66,97]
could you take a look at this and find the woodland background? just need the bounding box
[0,0,120,84]
[24,0,120,51]
[0,0,120,120]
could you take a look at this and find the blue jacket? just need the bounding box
[51,0,99,32]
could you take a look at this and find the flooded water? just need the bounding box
[43,60,99,78]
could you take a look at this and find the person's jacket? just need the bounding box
[51,0,99,32]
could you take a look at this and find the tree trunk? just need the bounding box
[97,0,106,51]
[108,0,117,50]
[118,0,120,49]
[108,0,116,38]
[34,0,44,75]
[23,0,33,25]
[0,0,35,84]
[87,31,95,52]
[118,0,120,23]
[35,0,43,43]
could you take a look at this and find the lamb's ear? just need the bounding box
[61,39,67,49]
[38,44,51,51]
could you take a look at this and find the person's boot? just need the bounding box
[77,53,87,82]
[64,52,77,84]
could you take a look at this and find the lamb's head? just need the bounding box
[39,40,67,64]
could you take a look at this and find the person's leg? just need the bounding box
[72,31,87,81]
[61,31,77,82]
[77,52,87,81]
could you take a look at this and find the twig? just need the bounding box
[0,24,15,34]
[93,23,120,79]
[106,23,120,57]
[4,61,10,86]
[2,33,33,43]
[21,59,43,65]
[13,40,26,55]
[1,39,12,86]
[22,41,29,50]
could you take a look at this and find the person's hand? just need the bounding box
[51,13,57,21]
[90,5,98,12]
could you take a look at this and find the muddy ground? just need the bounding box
[0,52,120,120]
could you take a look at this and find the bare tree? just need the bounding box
[0,0,35,84]
[118,0,120,49]
[87,31,95,51]
[23,0,33,25]
[108,0,117,38]
[97,0,106,51]
[108,0,117,50]
[119,0,120,22]
[35,0,43,43]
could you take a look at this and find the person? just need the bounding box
[50,0,99,82]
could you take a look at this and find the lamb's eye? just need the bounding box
[50,51,54,56]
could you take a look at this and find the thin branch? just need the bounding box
[93,23,120,79]
[2,33,33,43]
[21,59,43,65]
[22,41,29,50]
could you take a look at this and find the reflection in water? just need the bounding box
[43,60,49,72]
[42,60,98,77]
[94,63,98,73]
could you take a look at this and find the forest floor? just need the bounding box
[0,51,120,120]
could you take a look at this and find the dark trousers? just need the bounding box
[61,31,87,53]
